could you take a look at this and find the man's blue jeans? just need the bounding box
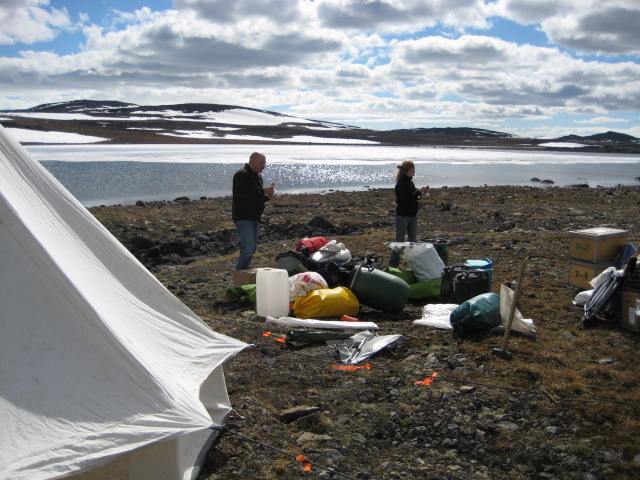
[389,214,418,267]
[235,220,260,270]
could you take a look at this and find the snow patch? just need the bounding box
[160,130,378,144]
[5,128,108,144]
[538,142,592,148]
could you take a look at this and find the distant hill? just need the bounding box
[1,100,639,152]
[386,127,514,138]
[30,100,139,112]
[556,131,640,144]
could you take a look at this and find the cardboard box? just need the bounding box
[233,269,258,286]
[620,290,640,332]
[568,259,617,290]
[569,227,628,263]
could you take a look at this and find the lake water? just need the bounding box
[27,143,640,207]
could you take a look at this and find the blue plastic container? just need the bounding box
[465,258,493,289]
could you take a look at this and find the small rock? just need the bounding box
[296,432,331,447]
[295,412,322,429]
[308,216,335,230]
[324,448,343,464]
[446,357,461,369]
[424,352,440,368]
[352,433,367,444]
[496,421,519,432]
[596,358,617,366]
[402,354,421,365]
[358,389,376,403]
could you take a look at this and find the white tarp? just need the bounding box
[0,125,248,480]
[267,316,379,330]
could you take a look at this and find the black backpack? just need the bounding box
[441,264,490,304]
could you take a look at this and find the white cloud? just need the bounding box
[314,0,492,32]
[493,0,640,55]
[575,116,629,124]
[0,0,638,138]
[0,0,71,45]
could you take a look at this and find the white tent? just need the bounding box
[0,125,248,480]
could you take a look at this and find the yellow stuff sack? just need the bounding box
[292,287,359,319]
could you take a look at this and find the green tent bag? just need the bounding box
[383,266,416,284]
[408,278,441,300]
[223,284,257,304]
[383,267,440,300]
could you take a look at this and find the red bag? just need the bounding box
[296,236,328,254]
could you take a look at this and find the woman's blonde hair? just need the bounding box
[396,160,415,183]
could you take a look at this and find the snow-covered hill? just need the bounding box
[1,100,638,152]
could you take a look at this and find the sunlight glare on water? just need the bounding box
[27,143,640,206]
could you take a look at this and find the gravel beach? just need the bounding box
[91,184,640,480]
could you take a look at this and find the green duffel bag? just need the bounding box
[384,266,440,300]
[214,284,257,310]
[383,266,417,284]
[409,278,441,300]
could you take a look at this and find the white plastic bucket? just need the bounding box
[256,268,290,317]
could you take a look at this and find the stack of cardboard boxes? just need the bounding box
[568,227,640,332]
[568,227,628,290]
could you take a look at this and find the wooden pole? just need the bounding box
[499,262,526,352]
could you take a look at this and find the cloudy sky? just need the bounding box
[1,0,639,138]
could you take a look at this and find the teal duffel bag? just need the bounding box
[450,293,501,335]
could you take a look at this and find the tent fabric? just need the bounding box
[0,125,248,480]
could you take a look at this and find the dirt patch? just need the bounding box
[91,185,640,480]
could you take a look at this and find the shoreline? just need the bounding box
[85,178,640,208]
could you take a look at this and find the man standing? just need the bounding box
[232,152,275,270]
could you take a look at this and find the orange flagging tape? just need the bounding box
[340,315,360,322]
[415,372,438,385]
[262,332,286,343]
[296,455,312,471]
[332,363,371,371]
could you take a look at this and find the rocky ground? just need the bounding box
[90,184,640,480]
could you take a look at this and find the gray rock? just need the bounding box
[324,449,343,463]
[358,389,376,403]
[296,432,332,447]
[277,405,321,423]
[496,421,519,432]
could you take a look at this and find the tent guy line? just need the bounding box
[210,425,363,480]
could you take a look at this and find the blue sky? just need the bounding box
[1,0,639,138]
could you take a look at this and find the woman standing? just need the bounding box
[389,160,429,268]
